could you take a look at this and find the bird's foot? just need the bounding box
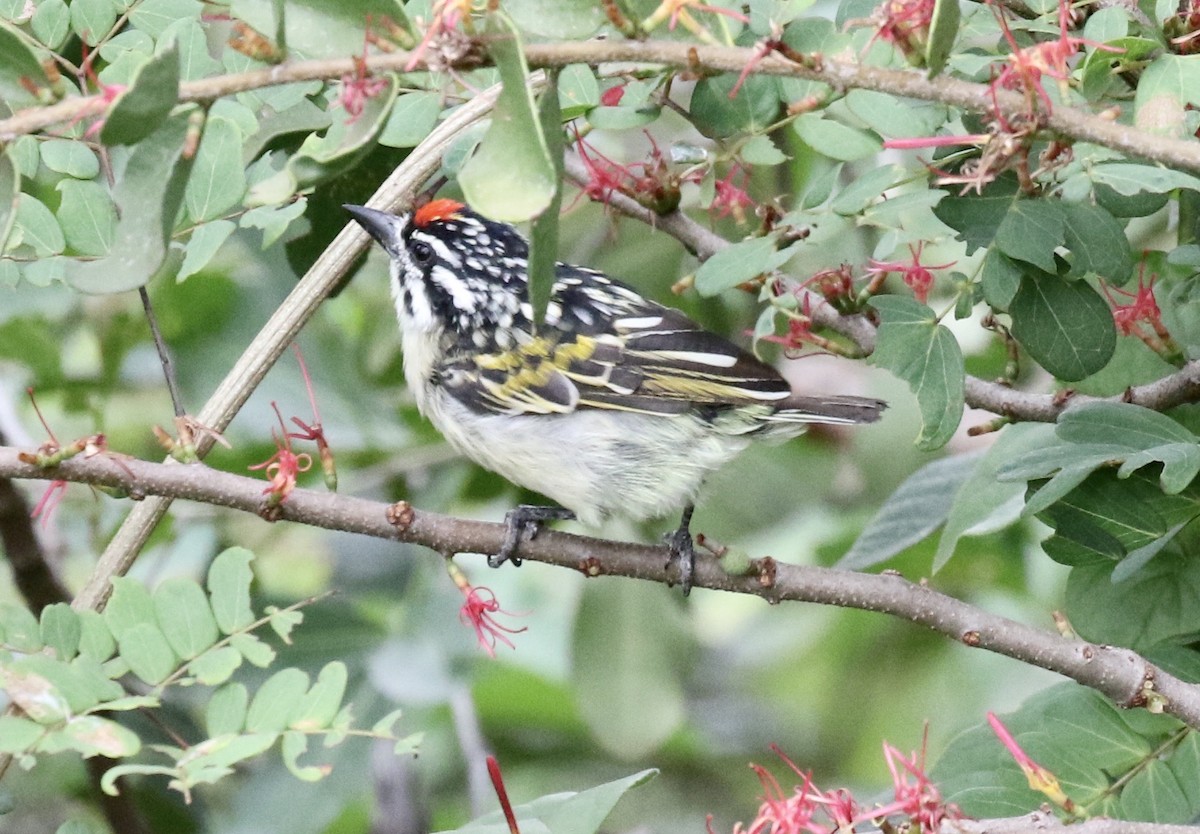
[491,505,576,568]
[664,506,696,596]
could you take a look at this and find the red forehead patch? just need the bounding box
[414,199,466,228]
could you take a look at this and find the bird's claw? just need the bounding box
[491,505,576,568]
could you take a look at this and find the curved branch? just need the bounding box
[2,41,1199,174]
[4,445,1198,731]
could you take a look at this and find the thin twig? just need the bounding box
[139,287,185,418]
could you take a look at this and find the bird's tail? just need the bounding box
[769,394,888,425]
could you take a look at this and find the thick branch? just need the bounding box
[2,41,1198,174]
[5,445,1199,731]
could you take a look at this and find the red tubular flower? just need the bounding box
[446,560,527,657]
[31,480,68,528]
[866,242,955,305]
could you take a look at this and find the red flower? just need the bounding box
[711,166,755,223]
[866,242,955,305]
[446,560,527,657]
[249,403,313,507]
[600,85,625,106]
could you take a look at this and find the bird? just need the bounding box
[345,199,885,594]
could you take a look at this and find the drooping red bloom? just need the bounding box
[446,559,527,657]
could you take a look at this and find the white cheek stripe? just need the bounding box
[431,264,478,313]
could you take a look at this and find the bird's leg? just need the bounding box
[666,505,696,596]
[491,505,576,568]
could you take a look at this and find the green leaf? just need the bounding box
[13,194,65,257]
[505,0,604,38]
[103,576,157,641]
[0,20,50,107]
[153,577,220,660]
[69,0,116,45]
[572,582,690,759]
[185,116,247,222]
[1009,274,1116,381]
[289,661,347,730]
[100,46,181,146]
[1134,54,1200,138]
[839,452,982,569]
[207,682,249,737]
[59,715,141,758]
[935,684,1188,821]
[934,175,1019,253]
[0,716,44,753]
[925,0,960,76]
[129,0,203,37]
[39,603,81,661]
[843,91,947,139]
[1060,202,1133,280]
[867,296,965,450]
[239,198,307,248]
[31,0,69,49]
[40,139,100,179]
[281,731,328,781]
[691,74,779,139]
[265,605,303,642]
[117,622,179,686]
[188,646,243,686]
[231,632,275,667]
[208,546,256,634]
[793,114,882,161]
[68,109,197,293]
[459,14,555,222]
[979,247,1023,309]
[586,104,661,131]
[230,0,409,58]
[736,134,785,166]
[56,179,118,257]
[694,235,793,296]
[830,163,904,216]
[994,200,1064,273]
[934,423,1058,570]
[178,219,236,280]
[246,668,310,733]
[247,78,398,204]
[0,660,69,722]
[1090,163,1200,196]
[77,611,115,662]
[557,63,600,119]
[378,91,442,149]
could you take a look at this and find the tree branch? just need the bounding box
[5,445,1199,732]
[2,41,1199,174]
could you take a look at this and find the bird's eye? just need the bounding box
[410,240,434,265]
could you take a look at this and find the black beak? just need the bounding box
[344,204,402,249]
